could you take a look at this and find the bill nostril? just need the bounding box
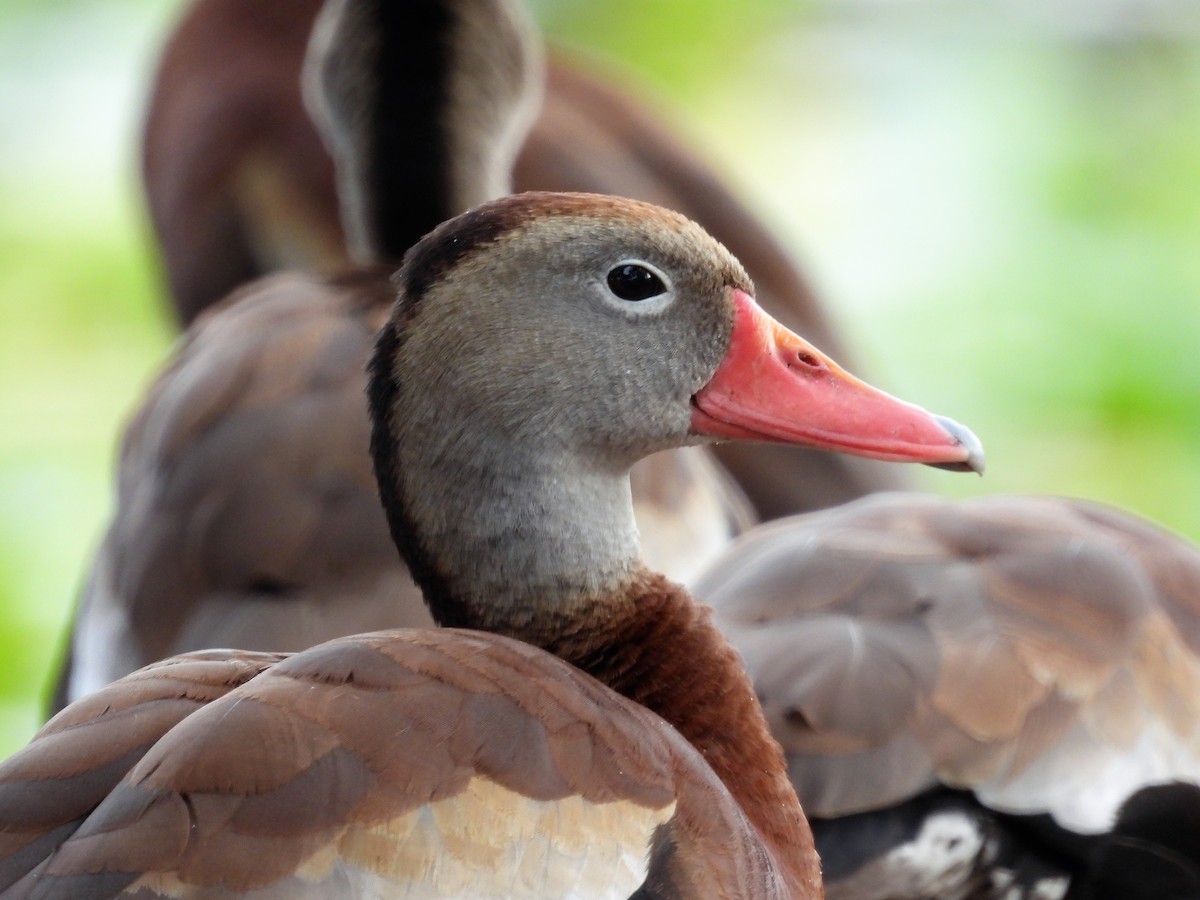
[793,350,823,371]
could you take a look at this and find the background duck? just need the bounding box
[140,0,901,518]
[694,492,1200,898]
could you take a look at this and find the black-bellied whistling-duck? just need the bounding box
[51,0,766,707]
[692,492,1200,898]
[0,191,983,897]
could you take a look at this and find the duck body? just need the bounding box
[3,190,982,897]
[693,491,1200,898]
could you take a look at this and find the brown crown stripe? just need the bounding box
[397,191,698,299]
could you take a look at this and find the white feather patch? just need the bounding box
[67,553,145,702]
[299,775,676,898]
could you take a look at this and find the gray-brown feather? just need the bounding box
[0,651,280,895]
[694,491,1200,895]
[60,273,416,703]
[10,632,782,898]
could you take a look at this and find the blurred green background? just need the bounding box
[1,0,1198,757]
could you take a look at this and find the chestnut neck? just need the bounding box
[545,569,820,894]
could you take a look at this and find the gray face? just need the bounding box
[394,203,753,471]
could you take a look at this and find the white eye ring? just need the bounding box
[601,259,674,315]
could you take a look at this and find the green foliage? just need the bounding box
[0,180,170,747]
[530,0,808,97]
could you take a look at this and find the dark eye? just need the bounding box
[606,264,667,301]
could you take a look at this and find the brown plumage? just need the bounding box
[693,491,1200,898]
[2,191,983,896]
[7,633,789,898]
[141,0,347,323]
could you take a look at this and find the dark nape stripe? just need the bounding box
[366,314,466,627]
[369,0,455,260]
[366,318,408,564]
[368,195,539,626]
[369,192,629,624]
[396,197,528,298]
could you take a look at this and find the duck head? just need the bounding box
[367,192,981,631]
[373,190,982,475]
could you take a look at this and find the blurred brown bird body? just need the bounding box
[696,492,1200,897]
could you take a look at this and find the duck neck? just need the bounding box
[396,440,646,638]
[372,357,817,893]
[307,0,543,262]
[549,571,822,894]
